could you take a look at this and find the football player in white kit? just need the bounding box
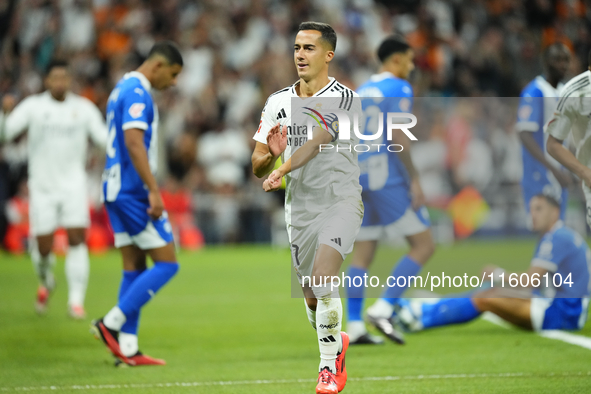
[252,22,363,394]
[546,50,591,227]
[0,60,107,319]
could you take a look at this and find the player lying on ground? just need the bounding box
[517,42,572,224]
[252,22,363,394]
[395,194,589,333]
[0,60,107,319]
[90,41,183,367]
[546,49,591,229]
[346,36,435,346]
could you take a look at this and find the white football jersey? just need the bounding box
[546,70,591,168]
[253,77,363,227]
[1,91,107,194]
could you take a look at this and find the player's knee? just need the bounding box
[409,241,435,265]
[36,239,53,257]
[38,243,52,257]
[306,297,318,311]
[67,234,85,246]
[471,297,488,313]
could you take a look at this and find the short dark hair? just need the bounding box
[377,36,411,63]
[534,193,561,209]
[544,42,569,61]
[298,21,337,51]
[588,48,591,67]
[148,41,184,67]
[46,59,69,75]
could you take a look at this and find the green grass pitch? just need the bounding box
[1,240,591,393]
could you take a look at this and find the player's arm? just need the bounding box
[252,123,286,178]
[546,103,591,187]
[520,132,572,187]
[252,100,284,177]
[86,101,108,149]
[124,128,163,218]
[391,89,425,209]
[547,135,591,187]
[0,95,28,143]
[392,130,425,209]
[263,127,332,192]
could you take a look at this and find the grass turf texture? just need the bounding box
[1,240,591,393]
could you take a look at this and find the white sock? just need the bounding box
[65,244,89,307]
[119,332,139,357]
[312,284,342,373]
[347,320,368,341]
[305,299,317,330]
[104,306,126,331]
[31,245,55,290]
[367,298,395,319]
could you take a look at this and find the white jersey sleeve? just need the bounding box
[83,98,108,149]
[546,71,591,141]
[1,96,35,142]
[253,95,278,145]
[546,98,575,141]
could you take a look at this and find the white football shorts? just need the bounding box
[29,188,89,236]
[289,200,363,285]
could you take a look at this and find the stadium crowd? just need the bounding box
[1,0,590,248]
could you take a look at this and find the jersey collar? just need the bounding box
[535,75,562,95]
[549,220,564,234]
[370,71,396,82]
[125,71,152,92]
[291,77,336,97]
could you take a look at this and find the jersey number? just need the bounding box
[106,111,116,158]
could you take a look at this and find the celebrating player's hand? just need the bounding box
[410,178,426,210]
[147,190,164,219]
[2,94,16,113]
[267,122,287,157]
[263,169,283,192]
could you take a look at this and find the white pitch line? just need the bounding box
[481,312,591,350]
[3,372,591,392]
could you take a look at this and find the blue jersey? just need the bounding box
[356,72,419,226]
[101,72,172,245]
[517,76,567,214]
[103,72,158,203]
[531,221,590,298]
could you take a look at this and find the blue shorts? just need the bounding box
[361,185,413,227]
[531,297,589,331]
[105,198,174,249]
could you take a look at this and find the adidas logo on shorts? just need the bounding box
[330,238,341,246]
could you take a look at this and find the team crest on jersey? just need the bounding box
[399,98,411,112]
[518,105,532,120]
[129,103,146,118]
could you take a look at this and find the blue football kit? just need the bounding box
[517,76,568,218]
[102,71,173,249]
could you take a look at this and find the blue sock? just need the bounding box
[346,266,367,322]
[118,262,179,318]
[118,270,143,335]
[381,255,421,305]
[421,298,481,329]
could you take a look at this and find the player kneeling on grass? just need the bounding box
[395,194,590,333]
[252,22,363,394]
[90,42,183,367]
